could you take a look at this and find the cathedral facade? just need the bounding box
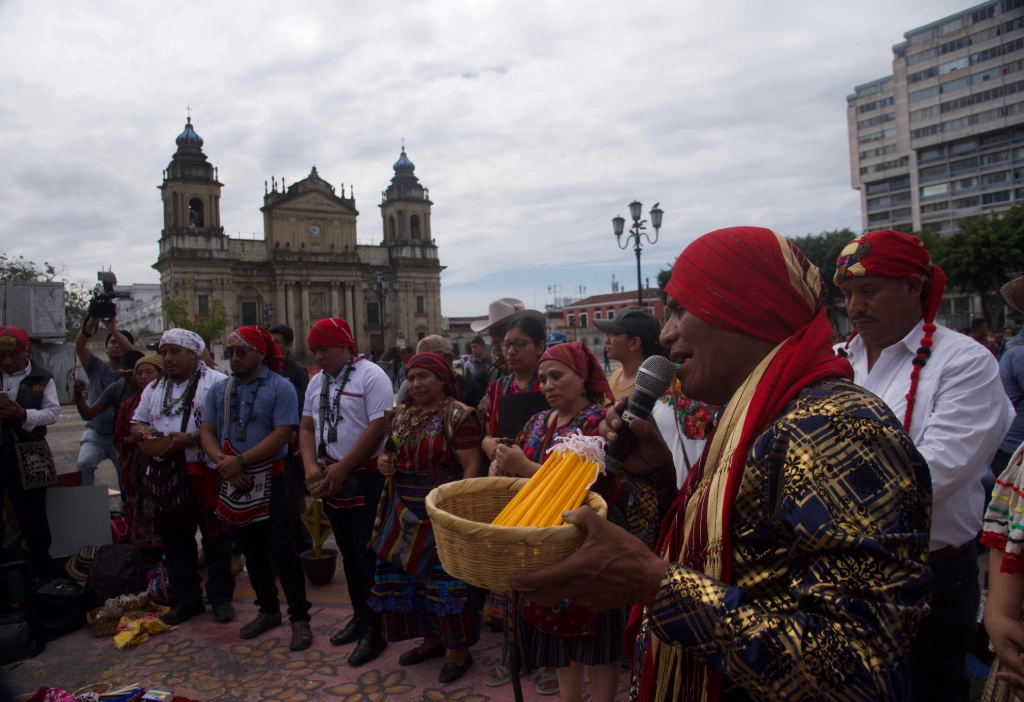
[153,118,444,360]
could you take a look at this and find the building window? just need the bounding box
[241,302,257,326]
[188,198,205,228]
[567,313,575,327]
[594,310,602,320]
[607,307,615,318]
[198,295,209,316]
[983,190,1013,204]
[410,215,421,239]
[416,295,425,314]
[952,196,979,208]
[389,216,396,240]
[579,312,588,328]
[922,183,950,198]
[367,302,380,325]
[418,332,425,341]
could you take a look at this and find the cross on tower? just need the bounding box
[186,105,192,120]
[401,137,405,151]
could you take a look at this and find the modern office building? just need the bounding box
[847,0,1024,236]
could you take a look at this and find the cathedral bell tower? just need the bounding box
[158,117,224,236]
[380,147,432,244]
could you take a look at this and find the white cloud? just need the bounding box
[0,0,967,314]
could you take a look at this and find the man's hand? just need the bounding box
[216,455,252,490]
[158,432,189,460]
[322,461,353,496]
[102,315,118,330]
[0,402,26,422]
[74,379,87,396]
[599,397,673,477]
[508,506,669,612]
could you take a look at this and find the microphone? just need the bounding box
[594,355,676,495]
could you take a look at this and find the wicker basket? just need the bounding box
[86,593,151,637]
[425,476,607,591]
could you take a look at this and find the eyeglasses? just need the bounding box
[225,347,253,358]
[500,339,533,351]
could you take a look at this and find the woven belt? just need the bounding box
[928,542,969,563]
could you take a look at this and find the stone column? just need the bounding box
[284,282,294,329]
[300,282,312,353]
[330,282,341,318]
[275,283,286,329]
[347,284,356,326]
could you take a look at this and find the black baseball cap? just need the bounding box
[594,306,662,343]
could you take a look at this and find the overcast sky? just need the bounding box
[0,0,967,316]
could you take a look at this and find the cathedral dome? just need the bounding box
[176,117,204,149]
[393,147,414,172]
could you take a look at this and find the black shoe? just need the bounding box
[348,630,387,667]
[439,654,474,684]
[330,613,366,646]
[399,644,446,666]
[212,601,235,623]
[160,600,206,626]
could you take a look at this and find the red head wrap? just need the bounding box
[539,341,613,404]
[404,352,464,404]
[227,326,284,374]
[0,326,30,353]
[833,229,945,432]
[307,318,357,351]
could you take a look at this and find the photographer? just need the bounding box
[74,312,135,487]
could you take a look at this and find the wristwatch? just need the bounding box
[236,453,247,467]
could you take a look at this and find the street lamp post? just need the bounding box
[361,271,400,358]
[613,201,663,307]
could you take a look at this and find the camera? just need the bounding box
[87,271,130,320]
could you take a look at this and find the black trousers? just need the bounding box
[285,452,314,556]
[910,541,979,702]
[323,471,385,628]
[0,464,51,578]
[159,501,235,607]
[236,472,311,622]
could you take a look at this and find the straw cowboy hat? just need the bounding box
[470,298,546,333]
[1002,275,1024,314]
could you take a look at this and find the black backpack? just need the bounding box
[32,578,85,641]
[0,560,44,662]
[84,544,146,610]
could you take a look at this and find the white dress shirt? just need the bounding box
[650,401,707,489]
[132,364,227,466]
[1,361,60,432]
[838,320,1014,551]
[302,358,393,466]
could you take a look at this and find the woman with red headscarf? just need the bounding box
[368,353,483,684]
[510,228,933,702]
[490,341,622,702]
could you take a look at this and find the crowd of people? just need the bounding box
[7,226,1024,701]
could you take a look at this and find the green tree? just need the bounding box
[0,254,92,341]
[0,254,57,282]
[161,297,231,343]
[936,205,1024,324]
[656,267,672,304]
[787,228,858,329]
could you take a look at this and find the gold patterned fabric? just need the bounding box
[631,378,932,702]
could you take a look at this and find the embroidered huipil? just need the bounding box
[631,379,933,702]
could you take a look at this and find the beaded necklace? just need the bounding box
[160,364,204,417]
[225,373,267,443]
[317,355,359,461]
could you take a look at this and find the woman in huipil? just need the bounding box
[369,353,483,684]
[491,341,621,702]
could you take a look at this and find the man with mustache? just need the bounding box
[511,227,933,702]
[833,230,1013,702]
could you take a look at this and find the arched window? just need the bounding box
[389,216,396,240]
[410,214,421,239]
[188,197,205,228]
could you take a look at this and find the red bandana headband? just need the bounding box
[833,229,945,433]
[539,341,613,404]
[227,326,284,374]
[0,326,30,353]
[307,318,357,351]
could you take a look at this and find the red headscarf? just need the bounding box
[0,326,30,353]
[404,352,464,404]
[634,227,853,702]
[538,341,614,404]
[226,326,284,374]
[307,318,357,351]
[833,229,947,433]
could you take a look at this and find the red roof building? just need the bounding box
[558,289,664,330]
